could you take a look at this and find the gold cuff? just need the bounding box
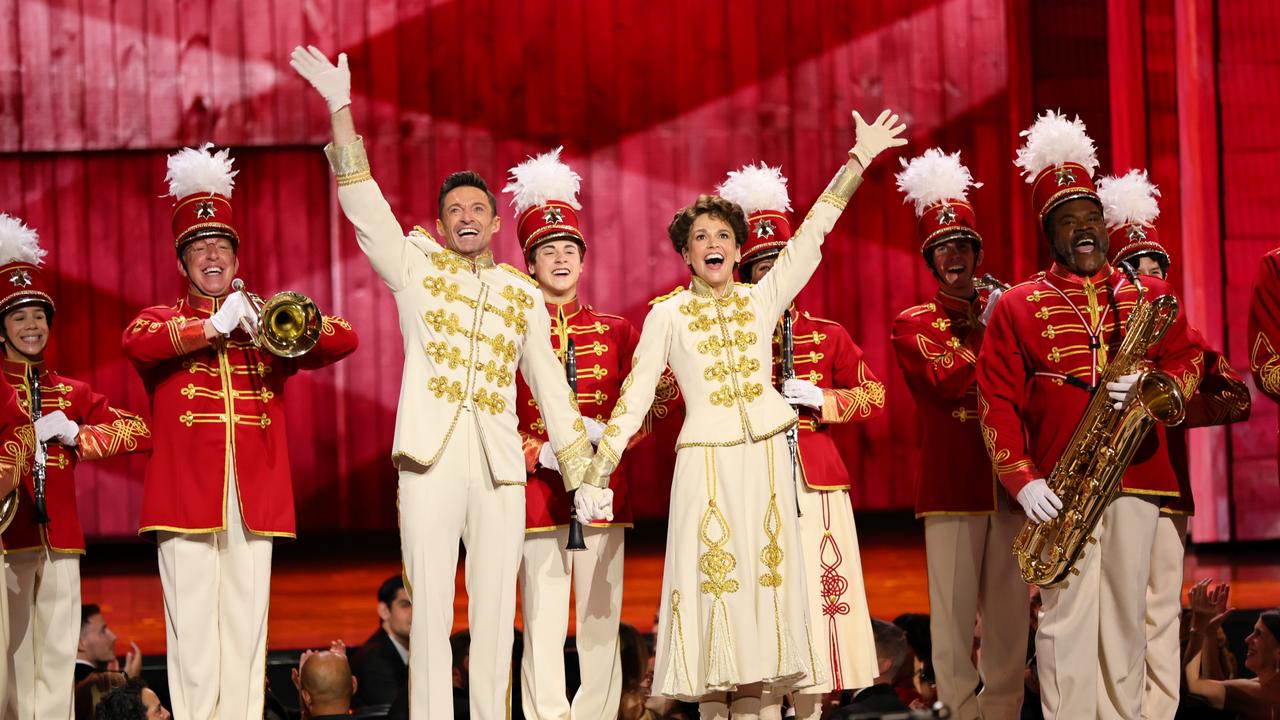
[822,165,863,204]
[324,137,372,185]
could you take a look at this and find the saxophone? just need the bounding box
[1012,264,1187,587]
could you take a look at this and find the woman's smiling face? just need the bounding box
[681,214,741,292]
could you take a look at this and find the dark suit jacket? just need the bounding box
[352,627,409,709]
[831,683,911,719]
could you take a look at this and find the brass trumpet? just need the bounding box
[973,273,1011,292]
[230,279,321,358]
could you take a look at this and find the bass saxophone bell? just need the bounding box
[230,279,321,358]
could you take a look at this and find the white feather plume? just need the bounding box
[0,213,45,266]
[165,142,238,199]
[1014,110,1099,183]
[503,146,583,215]
[715,163,792,216]
[1096,169,1161,229]
[894,148,982,217]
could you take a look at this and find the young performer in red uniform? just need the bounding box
[0,214,151,720]
[718,163,881,720]
[121,145,357,718]
[977,112,1203,719]
[1098,169,1251,718]
[1248,232,1280,455]
[890,149,1028,720]
[507,148,680,720]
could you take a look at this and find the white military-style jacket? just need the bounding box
[327,139,592,487]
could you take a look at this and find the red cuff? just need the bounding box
[998,463,1042,497]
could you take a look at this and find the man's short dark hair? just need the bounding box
[377,575,405,607]
[667,195,749,255]
[872,618,910,680]
[94,678,147,719]
[437,171,498,219]
[82,603,102,629]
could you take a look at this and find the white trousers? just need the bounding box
[1141,514,1187,719]
[157,473,274,720]
[519,525,625,720]
[924,508,1028,720]
[5,547,79,720]
[399,417,525,720]
[1037,495,1158,720]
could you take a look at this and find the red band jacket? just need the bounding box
[976,263,1203,499]
[122,289,357,538]
[892,288,1007,516]
[517,298,680,531]
[1249,249,1280,473]
[772,307,886,490]
[1,359,151,553]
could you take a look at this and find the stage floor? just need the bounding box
[77,515,1280,654]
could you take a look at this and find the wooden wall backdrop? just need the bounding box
[0,0,1275,542]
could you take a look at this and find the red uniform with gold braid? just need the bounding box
[0,377,31,719]
[120,145,357,720]
[0,214,150,720]
[1248,247,1280,453]
[890,148,1029,720]
[719,162,879,713]
[978,112,1204,720]
[1099,169,1251,718]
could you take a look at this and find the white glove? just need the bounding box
[849,109,909,169]
[1016,479,1062,523]
[289,46,352,114]
[574,484,614,525]
[537,442,560,474]
[1106,372,1142,410]
[35,411,78,447]
[782,378,824,410]
[582,417,606,446]
[209,291,257,336]
[979,288,1004,326]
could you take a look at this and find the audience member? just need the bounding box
[93,678,169,720]
[619,623,658,720]
[296,649,357,720]
[893,613,934,709]
[831,619,912,719]
[352,574,411,709]
[1183,579,1280,719]
[76,604,143,720]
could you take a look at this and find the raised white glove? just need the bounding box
[289,46,352,114]
[537,442,560,474]
[1106,372,1142,410]
[1016,479,1062,523]
[35,411,78,447]
[582,417,606,446]
[782,378,824,410]
[849,109,909,169]
[574,484,614,525]
[209,291,257,336]
[979,288,1004,326]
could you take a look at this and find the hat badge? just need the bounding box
[542,206,564,224]
[8,269,31,288]
[1054,166,1076,187]
[754,218,776,239]
[195,200,217,220]
[936,204,957,225]
[1127,225,1148,241]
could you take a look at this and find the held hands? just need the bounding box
[1187,578,1233,635]
[782,378,824,410]
[582,417,607,446]
[850,109,909,169]
[1016,478,1062,523]
[34,411,78,447]
[209,291,258,336]
[1106,373,1142,410]
[574,483,614,525]
[289,46,352,114]
[979,288,1004,326]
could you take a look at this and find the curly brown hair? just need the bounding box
[667,195,748,255]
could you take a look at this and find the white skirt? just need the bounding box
[652,434,823,701]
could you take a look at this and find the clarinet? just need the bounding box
[781,311,802,517]
[564,338,587,552]
[29,365,49,524]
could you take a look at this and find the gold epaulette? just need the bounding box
[903,302,938,318]
[649,286,685,306]
[411,225,438,242]
[800,310,843,327]
[590,308,627,323]
[499,263,538,286]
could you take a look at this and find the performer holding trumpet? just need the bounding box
[121,144,358,718]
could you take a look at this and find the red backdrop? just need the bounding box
[0,0,1275,542]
